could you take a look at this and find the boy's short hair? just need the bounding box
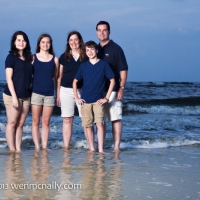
[85,41,98,50]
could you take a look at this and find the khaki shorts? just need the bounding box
[3,93,30,106]
[104,92,122,121]
[81,103,104,127]
[31,92,54,106]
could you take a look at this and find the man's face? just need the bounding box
[86,46,98,59]
[96,24,110,42]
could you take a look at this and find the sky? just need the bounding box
[0,0,200,82]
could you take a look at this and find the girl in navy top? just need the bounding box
[31,34,59,150]
[3,31,33,152]
[57,31,87,149]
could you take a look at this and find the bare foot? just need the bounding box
[88,149,96,152]
[113,149,120,153]
[35,147,40,152]
[64,146,70,151]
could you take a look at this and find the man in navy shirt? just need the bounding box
[96,21,128,151]
[73,41,115,153]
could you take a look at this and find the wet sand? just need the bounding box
[0,146,200,199]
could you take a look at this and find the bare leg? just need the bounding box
[86,126,95,151]
[41,106,53,149]
[103,122,106,148]
[83,126,95,144]
[31,105,42,150]
[15,105,30,152]
[112,120,122,151]
[62,117,73,149]
[83,127,88,142]
[96,122,104,153]
[5,105,21,152]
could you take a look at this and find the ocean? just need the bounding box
[0,81,200,151]
[1,81,200,199]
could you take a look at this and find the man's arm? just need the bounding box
[117,70,128,100]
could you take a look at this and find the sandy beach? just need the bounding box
[0,146,199,199]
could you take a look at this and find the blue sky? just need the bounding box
[0,0,200,81]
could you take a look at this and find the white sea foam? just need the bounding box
[22,135,32,141]
[0,143,7,148]
[127,104,200,115]
[0,138,6,142]
[22,125,32,133]
[49,139,89,149]
[148,182,173,186]
[0,122,6,132]
[49,140,64,149]
[74,140,89,149]
[118,139,200,149]
[0,136,32,149]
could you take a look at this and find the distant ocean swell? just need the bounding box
[126,104,200,115]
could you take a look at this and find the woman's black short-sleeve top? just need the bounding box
[59,53,86,89]
[4,53,33,98]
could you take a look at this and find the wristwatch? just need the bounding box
[104,97,109,102]
[120,86,125,90]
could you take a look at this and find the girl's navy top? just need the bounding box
[4,53,33,98]
[32,54,55,96]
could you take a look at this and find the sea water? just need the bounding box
[0,81,200,151]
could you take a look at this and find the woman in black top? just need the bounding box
[3,31,33,152]
[57,31,87,149]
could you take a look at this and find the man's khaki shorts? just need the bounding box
[81,103,104,127]
[31,92,54,106]
[3,93,30,106]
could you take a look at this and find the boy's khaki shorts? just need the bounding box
[81,103,104,127]
[3,93,30,106]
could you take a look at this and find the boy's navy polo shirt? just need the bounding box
[75,59,114,103]
[97,40,128,91]
[4,53,33,98]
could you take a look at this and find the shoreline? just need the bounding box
[0,146,199,199]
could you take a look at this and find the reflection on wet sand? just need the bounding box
[4,152,28,199]
[29,150,51,199]
[54,150,77,199]
[79,151,123,199]
[108,152,123,199]
[3,150,123,199]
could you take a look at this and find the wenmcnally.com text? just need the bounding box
[0,182,81,191]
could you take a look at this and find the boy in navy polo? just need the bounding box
[73,41,115,153]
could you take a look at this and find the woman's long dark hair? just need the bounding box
[36,33,55,56]
[9,31,33,63]
[65,31,86,62]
